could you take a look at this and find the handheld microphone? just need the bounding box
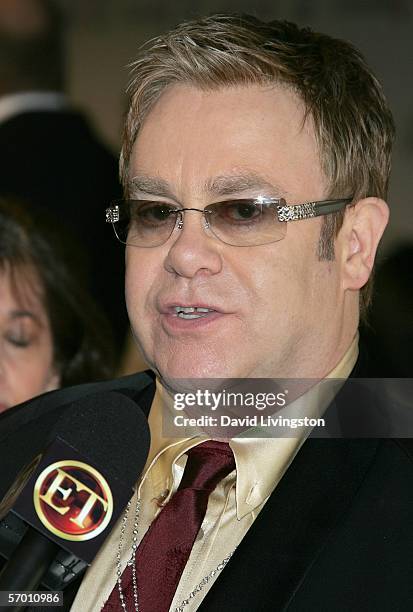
[0,391,150,609]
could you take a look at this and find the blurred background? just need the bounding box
[63,0,413,251]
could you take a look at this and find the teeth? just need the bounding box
[174,305,214,319]
[174,306,213,313]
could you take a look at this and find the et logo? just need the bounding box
[33,460,113,541]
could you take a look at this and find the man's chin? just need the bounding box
[155,359,237,392]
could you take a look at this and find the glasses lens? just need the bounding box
[114,200,178,247]
[206,199,287,246]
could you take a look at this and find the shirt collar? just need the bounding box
[142,333,359,519]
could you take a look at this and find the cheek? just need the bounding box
[33,343,57,390]
[25,330,58,399]
[244,251,299,314]
[312,262,341,313]
[125,249,149,306]
[125,250,160,337]
[7,354,56,406]
[249,244,329,332]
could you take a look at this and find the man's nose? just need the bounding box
[164,210,223,278]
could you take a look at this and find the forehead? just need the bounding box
[130,83,326,201]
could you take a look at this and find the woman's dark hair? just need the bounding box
[0,198,115,386]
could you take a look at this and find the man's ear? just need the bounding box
[340,197,389,291]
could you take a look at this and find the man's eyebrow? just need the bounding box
[128,173,287,199]
[204,173,287,198]
[128,176,175,198]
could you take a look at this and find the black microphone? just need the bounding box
[0,391,150,610]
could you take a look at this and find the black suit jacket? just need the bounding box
[0,372,412,612]
[0,108,127,348]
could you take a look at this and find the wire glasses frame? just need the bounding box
[105,196,353,248]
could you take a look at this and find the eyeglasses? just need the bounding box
[105,196,353,248]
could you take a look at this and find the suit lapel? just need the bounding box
[199,438,379,611]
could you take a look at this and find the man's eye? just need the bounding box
[221,201,261,221]
[135,203,176,223]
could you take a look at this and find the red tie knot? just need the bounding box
[178,440,236,492]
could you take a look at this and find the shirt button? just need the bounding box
[155,489,170,506]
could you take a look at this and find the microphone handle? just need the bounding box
[0,527,58,612]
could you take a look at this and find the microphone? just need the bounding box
[0,391,150,609]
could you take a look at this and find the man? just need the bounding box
[1,14,412,612]
[0,0,127,353]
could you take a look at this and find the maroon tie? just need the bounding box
[103,440,235,612]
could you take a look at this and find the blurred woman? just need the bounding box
[0,199,115,412]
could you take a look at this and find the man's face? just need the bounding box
[125,84,349,385]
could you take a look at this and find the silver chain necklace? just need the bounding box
[113,494,235,612]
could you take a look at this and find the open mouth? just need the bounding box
[174,306,216,320]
